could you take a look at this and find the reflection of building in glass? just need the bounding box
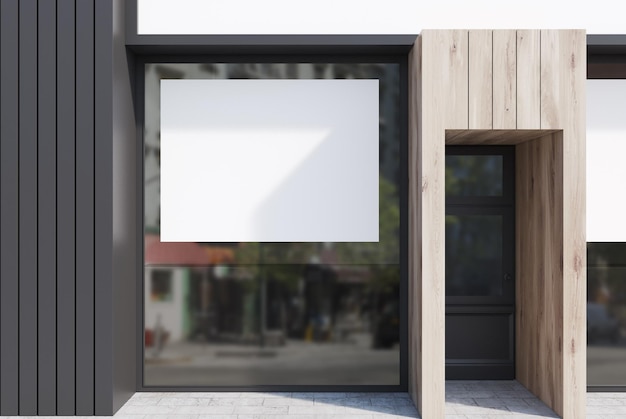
[143,62,401,386]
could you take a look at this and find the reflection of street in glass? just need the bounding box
[143,62,403,388]
[587,251,626,386]
[145,333,399,386]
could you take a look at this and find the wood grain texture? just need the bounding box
[540,30,587,419]
[493,30,517,129]
[414,30,447,419]
[469,30,493,129]
[516,30,541,128]
[445,129,559,145]
[415,29,585,419]
[516,133,564,414]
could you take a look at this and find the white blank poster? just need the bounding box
[160,79,379,243]
[587,80,626,242]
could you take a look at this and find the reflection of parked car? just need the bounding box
[587,303,620,344]
[372,302,400,349]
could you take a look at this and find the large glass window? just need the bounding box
[587,243,626,387]
[142,62,404,387]
[586,79,626,388]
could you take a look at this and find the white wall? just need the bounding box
[137,0,625,35]
[587,80,626,242]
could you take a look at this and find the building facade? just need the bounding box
[0,1,625,418]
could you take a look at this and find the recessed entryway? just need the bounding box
[445,146,515,380]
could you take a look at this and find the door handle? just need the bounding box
[504,273,513,281]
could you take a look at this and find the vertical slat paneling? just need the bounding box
[38,0,58,414]
[75,0,96,414]
[0,0,21,414]
[18,0,39,414]
[444,30,469,129]
[540,31,560,130]
[493,30,517,129]
[94,0,114,414]
[417,30,447,419]
[516,30,541,129]
[468,30,492,129]
[57,0,77,414]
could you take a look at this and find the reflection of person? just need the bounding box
[153,314,165,357]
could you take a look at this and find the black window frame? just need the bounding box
[586,38,626,391]
[134,53,410,393]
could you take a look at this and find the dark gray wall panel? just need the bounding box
[37,0,58,414]
[75,0,96,414]
[112,0,138,411]
[18,0,39,414]
[94,0,115,414]
[0,0,21,414]
[57,0,77,414]
[0,0,133,415]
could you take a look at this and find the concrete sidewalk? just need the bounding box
[1,382,625,418]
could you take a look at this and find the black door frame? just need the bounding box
[444,145,516,380]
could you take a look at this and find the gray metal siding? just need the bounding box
[0,0,136,415]
[18,0,39,414]
[1,0,21,414]
[75,0,96,414]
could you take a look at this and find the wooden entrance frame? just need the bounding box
[409,30,586,419]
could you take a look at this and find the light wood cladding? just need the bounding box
[469,30,493,129]
[411,30,447,419]
[516,30,541,128]
[445,129,559,145]
[412,29,586,419]
[516,132,564,413]
[493,30,517,129]
[540,30,587,419]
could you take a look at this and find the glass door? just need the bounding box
[445,146,516,379]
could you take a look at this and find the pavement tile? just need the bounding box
[174,406,235,415]
[208,398,264,406]
[127,396,162,406]
[158,397,203,406]
[233,406,290,414]
[589,397,626,406]
[264,397,314,406]
[290,405,346,414]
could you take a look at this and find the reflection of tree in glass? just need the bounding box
[446,155,502,196]
[334,175,400,293]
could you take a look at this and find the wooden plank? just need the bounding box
[516,132,566,416]
[56,0,77,414]
[94,0,114,413]
[417,30,446,419]
[38,0,58,414]
[540,31,560,129]
[75,0,96,414]
[444,129,560,145]
[468,30,492,129]
[516,30,540,129]
[493,30,517,129]
[542,30,587,419]
[0,0,21,414]
[423,30,469,130]
[18,0,39,414]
